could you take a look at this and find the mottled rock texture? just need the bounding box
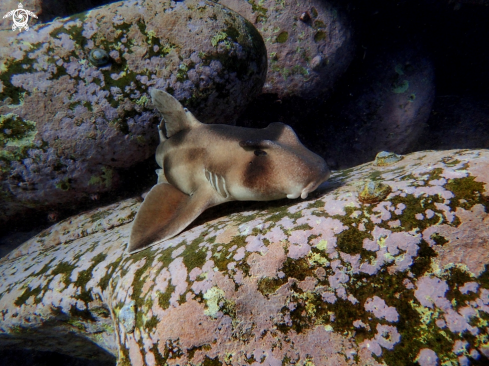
[0,0,267,226]
[1,149,489,365]
[214,0,354,99]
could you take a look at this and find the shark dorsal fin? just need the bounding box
[150,89,202,138]
[263,122,301,147]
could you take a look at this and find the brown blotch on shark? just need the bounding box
[128,90,331,253]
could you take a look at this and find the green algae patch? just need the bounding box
[444,266,479,307]
[51,261,77,287]
[0,114,36,145]
[158,283,176,310]
[212,241,240,272]
[88,166,114,189]
[202,356,223,366]
[388,193,445,232]
[89,210,111,223]
[69,304,95,321]
[257,276,287,297]
[248,0,268,16]
[99,256,123,291]
[392,80,409,94]
[14,285,43,306]
[445,176,488,212]
[479,264,489,289]
[182,235,207,271]
[211,31,229,47]
[0,114,38,171]
[430,233,448,246]
[276,31,289,44]
[74,253,107,303]
[409,240,437,277]
[333,206,373,256]
[130,255,155,308]
[307,200,325,209]
[31,258,57,277]
[145,315,158,333]
[278,285,331,334]
[314,31,326,43]
[265,204,302,223]
[203,286,236,319]
[0,51,38,105]
[281,257,315,281]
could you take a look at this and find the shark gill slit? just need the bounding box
[204,169,229,198]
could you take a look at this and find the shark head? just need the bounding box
[238,123,330,201]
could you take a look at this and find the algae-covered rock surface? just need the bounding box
[215,0,354,99]
[0,0,267,225]
[1,149,488,365]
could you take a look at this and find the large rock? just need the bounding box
[215,0,354,99]
[319,44,435,169]
[1,149,488,365]
[0,0,267,226]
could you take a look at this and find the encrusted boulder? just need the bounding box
[0,0,267,225]
[1,149,488,365]
[215,0,354,99]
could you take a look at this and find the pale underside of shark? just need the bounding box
[127,89,330,253]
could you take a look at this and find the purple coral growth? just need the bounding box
[416,348,439,366]
[414,276,451,310]
[322,291,337,304]
[364,296,399,322]
[459,281,479,295]
[361,339,382,356]
[360,324,400,357]
[375,324,401,350]
[452,340,468,355]
[443,309,478,335]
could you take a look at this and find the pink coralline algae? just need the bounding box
[460,282,479,294]
[364,296,399,322]
[361,324,401,356]
[414,276,451,310]
[416,348,439,366]
[444,309,479,335]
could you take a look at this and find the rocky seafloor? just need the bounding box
[1,149,489,366]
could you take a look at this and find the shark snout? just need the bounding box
[299,165,331,199]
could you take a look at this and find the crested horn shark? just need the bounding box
[128,89,330,253]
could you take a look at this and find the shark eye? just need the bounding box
[254,150,267,156]
[240,140,275,149]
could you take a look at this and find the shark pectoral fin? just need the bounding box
[128,184,217,253]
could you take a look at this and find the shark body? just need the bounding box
[128,90,330,253]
